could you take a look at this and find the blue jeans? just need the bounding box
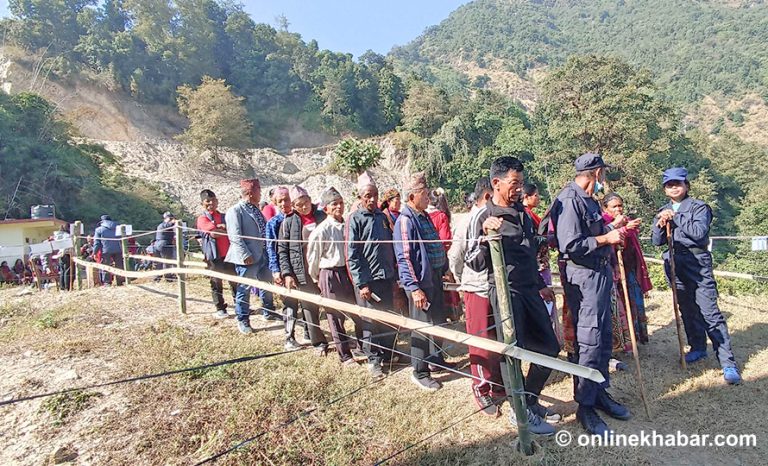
[234,263,274,322]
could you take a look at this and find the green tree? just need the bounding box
[332,137,382,176]
[176,76,252,149]
[400,80,451,137]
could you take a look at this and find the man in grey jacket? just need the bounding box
[93,214,124,286]
[225,178,274,334]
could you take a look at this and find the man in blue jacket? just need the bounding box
[93,214,124,286]
[225,178,275,335]
[651,167,740,385]
[394,172,452,392]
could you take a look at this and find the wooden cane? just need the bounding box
[666,223,688,370]
[616,243,652,419]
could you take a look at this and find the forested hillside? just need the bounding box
[392,0,768,103]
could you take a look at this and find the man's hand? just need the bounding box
[482,216,503,234]
[243,256,254,266]
[359,286,372,301]
[284,275,296,290]
[539,286,555,303]
[604,228,625,245]
[656,209,675,228]
[412,289,429,311]
[272,272,283,286]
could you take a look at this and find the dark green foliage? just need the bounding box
[2,1,405,139]
[0,92,183,230]
[332,137,383,176]
[392,0,768,104]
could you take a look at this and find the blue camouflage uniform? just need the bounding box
[651,169,737,370]
[552,180,614,407]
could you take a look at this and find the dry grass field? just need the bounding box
[0,278,765,465]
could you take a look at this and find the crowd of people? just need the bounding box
[185,153,741,438]
[3,153,740,439]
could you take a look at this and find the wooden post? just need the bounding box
[73,221,83,290]
[616,246,651,419]
[487,229,533,456]
[175,222,187,314]
[120,233,131,285]
[666,223,687,370]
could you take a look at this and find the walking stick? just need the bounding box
[616,244,651,419]
[666,223,687,370]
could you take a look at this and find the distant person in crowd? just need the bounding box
[346,171,399,380]
[262,187,278,222]
[225,178,277,334]
[652,167,741,385]
[0,261,17,284]
[467,156,562,435]
[394,172,454,392]
[93,215,124,285]
[80,236,95,260]
[448,176,504,416]
[155,212,177,281]
[197,189,238,319]
[380,188,402,230]
[13,258,32,284]
[279,185,329,355]
[52,225,74,291]
[427,187,460,321]
[603,193,652,350]
[523,182,561,344]
[307,187,360,365]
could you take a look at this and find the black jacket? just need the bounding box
[278,207,326,285]
[466,200,545,292]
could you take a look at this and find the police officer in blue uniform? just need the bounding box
[551,153,636,435]
[651,167,741,385]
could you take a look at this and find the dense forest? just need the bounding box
[392,0,768,103]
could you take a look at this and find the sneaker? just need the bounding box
[576,406,611,437]
[261,313,282,322]
[368,362,384,381]
[474,394,500,417]
[595,391,631,420]
[213,310,229,319]
[410,373,442,391]
[428,361,457,373]
[609,358,628,371]
[723,367,742,385]
[314,344,328,357]
[510,407,556,436]
[351,349,367,362]
[284,338,302,351]
[238,320,253,335]
[685,350,708,364]
[529,403,562,423]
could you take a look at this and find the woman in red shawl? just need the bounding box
[602,193,653,347]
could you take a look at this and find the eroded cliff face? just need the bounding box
[97,137,411,215]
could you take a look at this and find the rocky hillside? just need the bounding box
[98,138,410,217]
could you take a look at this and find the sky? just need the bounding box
[0,0,470,58]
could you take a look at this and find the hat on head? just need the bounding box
[289,185,309,201]
[163,211,175,219]
[356,171,377,192]
[405,171,428,193]
[321,187,343,205]
[274,186,289,197]
[381,188,400,203]
[239,178,260,192]
[200,189,216,200]
[100,214,112,222]
[662,167,688,185]
[574,153,612,171]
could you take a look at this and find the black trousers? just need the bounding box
[208,259,237,311]
[354,278,397,364]
[318,267,360,361]
[406,271,448,378]
[489,284,561,406]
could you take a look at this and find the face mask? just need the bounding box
[594,179,605,194]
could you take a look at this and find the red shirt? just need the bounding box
[428,210,452,251]
[525,206,541,229]
[262,204,277,222]
[196,211,230,259]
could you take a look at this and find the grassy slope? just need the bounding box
[0,279,766,465]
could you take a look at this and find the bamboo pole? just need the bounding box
[487,229,533,456]
[120,234,131,285]
[175,223,186,315]
[666,223,687,370]
[616,246,651,419]
[71,257,605,384]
